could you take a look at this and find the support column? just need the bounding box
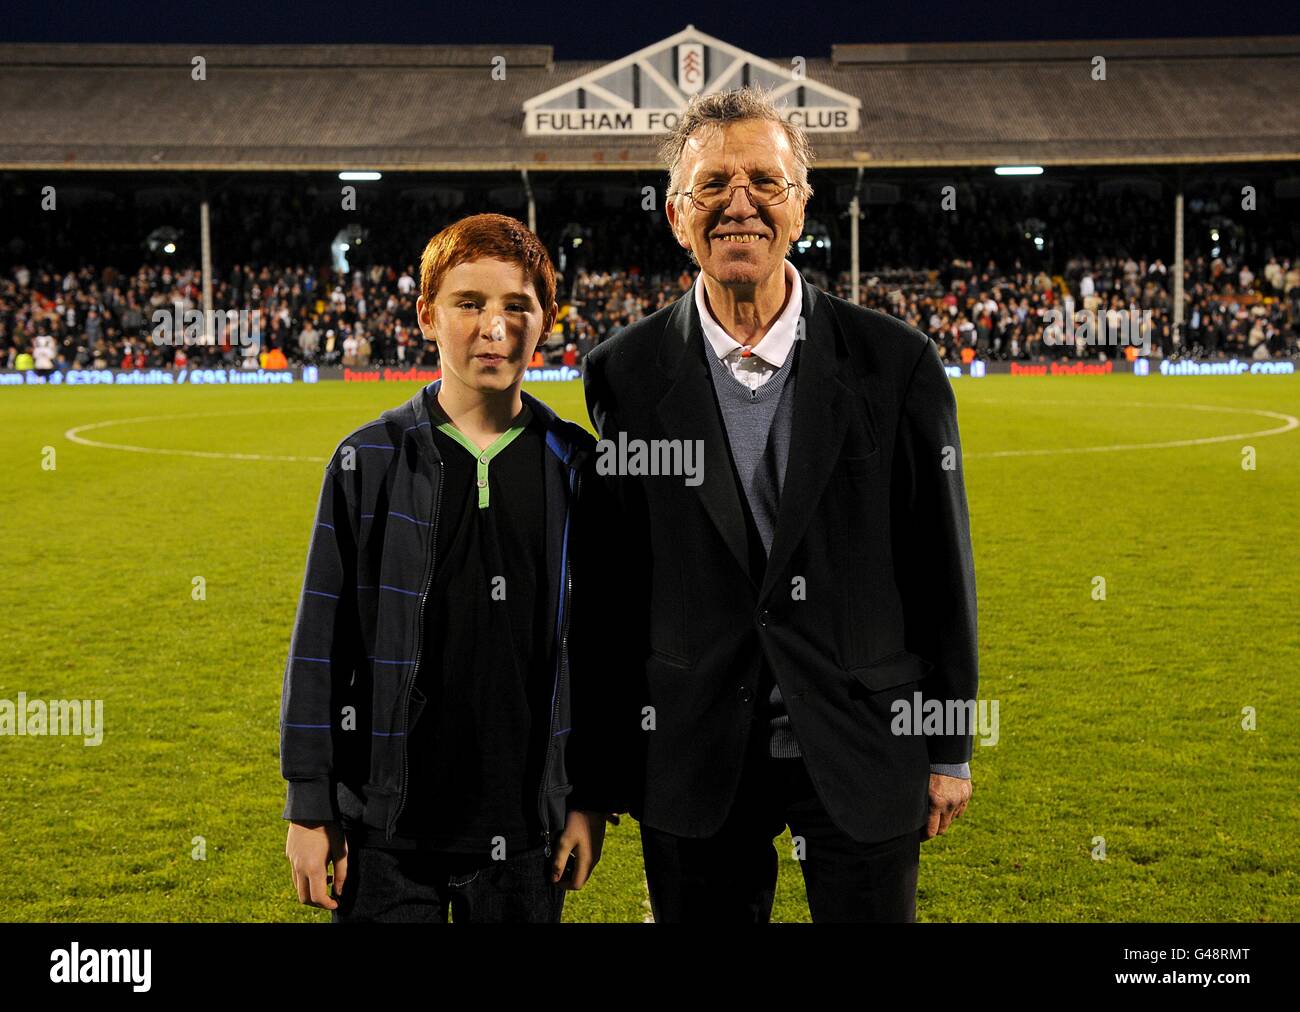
[850,167,863,305]
[1173,184,1185,346]
[200,198,214,345]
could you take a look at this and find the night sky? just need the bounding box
[4,0,1298,58]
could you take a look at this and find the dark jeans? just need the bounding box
[641,723,923,923]
[331,838,565,923]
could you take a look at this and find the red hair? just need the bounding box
[418,213,556,311]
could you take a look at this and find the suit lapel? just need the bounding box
[654,286,754,586]
[760,278,853,604]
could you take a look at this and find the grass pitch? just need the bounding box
[1,372,1297,921]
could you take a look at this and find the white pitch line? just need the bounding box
[62,399,1299,464]
[961,400,1299,459]
[64,409,339,463]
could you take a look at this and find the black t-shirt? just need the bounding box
[347,396,554,856]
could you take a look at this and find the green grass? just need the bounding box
[0,373,1297,921]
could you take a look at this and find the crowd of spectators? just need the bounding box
[2,172,1296,370]
[0,260,432,372]
[829,254,1300,362]
[3,249,1297,373]
[563,252,1299,364]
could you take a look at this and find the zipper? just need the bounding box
[538,463,579,859]
[387,455,443,841]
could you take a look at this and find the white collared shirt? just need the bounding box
[694,259,803,391]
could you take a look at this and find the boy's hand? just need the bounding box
[286,820,348,910]
[550,810,606,890]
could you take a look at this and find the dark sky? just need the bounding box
[4,0,1298,58]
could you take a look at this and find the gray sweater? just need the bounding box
[703,338,970,778]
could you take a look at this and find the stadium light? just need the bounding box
[145,225,180,255]
[338,171,382,181]
[994,165,1044,176]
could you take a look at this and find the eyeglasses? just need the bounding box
[671,176,800,212]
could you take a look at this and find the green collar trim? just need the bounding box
[435,404,532,509]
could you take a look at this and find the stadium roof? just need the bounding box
[1,32,1297,172]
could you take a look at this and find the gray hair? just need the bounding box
[658,86,816,209]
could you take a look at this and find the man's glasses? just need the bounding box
[671,176,799,212]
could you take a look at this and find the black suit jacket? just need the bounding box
[577,272,978,843]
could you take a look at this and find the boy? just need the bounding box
[280,214,625,922]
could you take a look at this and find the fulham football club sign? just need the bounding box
[523,25,860,136]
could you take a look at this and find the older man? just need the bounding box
[582,87,977,923]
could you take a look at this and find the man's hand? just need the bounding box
[550,810,607,890]
[286,820,348,909]
[924,773,972,840]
